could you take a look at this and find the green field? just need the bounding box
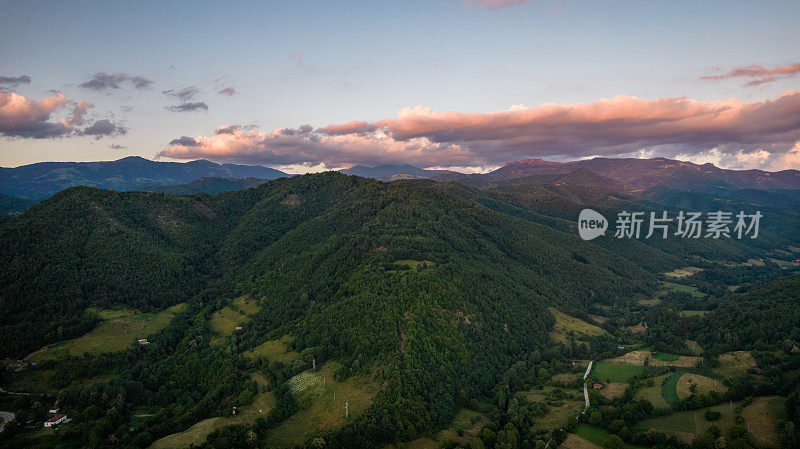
[549,308,609,345]
[636,401,737,442]
[653,352,679,362]
[634,374,671,409]
[661,282,706,298]
[210,296,260,342]
[28,303,187,361]
[263,361,379,448]
[591,362,645,383]
[661,372,684,405]
[243,335,299,364]
[573,424,647,449]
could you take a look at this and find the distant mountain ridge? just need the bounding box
[137,177,269,195]
[341,164,456,181]
[0,156,288,199]
[435,156,800,191]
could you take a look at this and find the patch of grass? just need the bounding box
[661,372,684,405]
[561,433,602,449]
[685,340,703,355]
[636,401,738,441]
[741,396,786,448]
[573,424,647,449]
[675,374,727,400]
[664,267,704,279]
[210,296,260,342]
[714,351,756,378]
[523,386,583,432]
[661,282,706,298]
[599,382,628,400]
[608,350,701,368]
[28,303,187,362]
[243,336,299,364]
[634,374,671,410]
[679,310,710,317]
[637,298,661,306]
[85,307,139,319]
[549,308,609,345]
[591,362,645,383]
[263,361,379,448]
[654,352,679,362]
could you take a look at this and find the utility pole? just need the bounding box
[345,401,349,418]
[312,357,316,370]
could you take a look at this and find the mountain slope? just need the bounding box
[0,156,288,199]
[436,157,800,192]
[137,177,268,195]
[341,164,456,181]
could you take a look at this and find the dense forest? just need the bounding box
[1,172,799,449]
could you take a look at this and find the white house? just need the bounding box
[44,414,67,427]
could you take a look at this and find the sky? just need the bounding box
[1,0,799,173]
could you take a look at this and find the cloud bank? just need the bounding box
[0,91,126,139]
[160,91,800,170]
[0,75,32,88]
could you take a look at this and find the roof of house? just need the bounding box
[46,414,66,422]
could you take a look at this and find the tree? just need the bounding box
[602,435,624,449]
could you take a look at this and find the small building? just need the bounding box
[138,339,150,345]
[234,326,243,331]
[593,383,603,390]
[48,408,59,414]
[44,414,67,428]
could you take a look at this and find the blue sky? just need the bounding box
[1,0,799,171]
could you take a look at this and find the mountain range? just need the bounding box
[0,156,287,200]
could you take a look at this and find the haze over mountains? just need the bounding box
[0,156,287,200]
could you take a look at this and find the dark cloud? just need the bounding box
[81,119,127,138]
[0,75,32,87]
[279,124,313,135]
[169,135,199,146]
[79,72,153,90]
[218,86,237,96]
[110,144,127,149]
[3,122,72,139]
[215,125,239,135]
[164,102,208,112]
[162,86,200,101]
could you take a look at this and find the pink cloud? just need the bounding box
[160,91,800,169]
[701,62,800,86]
[0,91,123,139]
[465,0,531,10]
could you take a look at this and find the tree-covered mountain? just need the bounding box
[137,177,269,195]
[341,164,456,181]
[436,157,800,192]
[0,193,34,223]
[1,172,799,449]
[0,156,287,200]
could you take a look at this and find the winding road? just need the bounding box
[582,360,593,410]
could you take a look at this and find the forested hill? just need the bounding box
[0,172,652,360]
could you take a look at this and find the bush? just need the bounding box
[704,410,722,421]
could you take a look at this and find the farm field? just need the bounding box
[633,374,671,410]
[549,308,609,345]
[210,296,260,341]
[741,396,786,448]
[524,387,584,432]
[661,282,706,298]
[664,267,704,278]
[263,361,379,448]
[661,372,684,405]
[636,401,737,442]
[573,424,647,449]
[607,350,701,368]
[675,373,727,399]
[560,433,601,449]
[591,362,645,383]
[243,335,299,364]
[714,351,757,377]
[599,382,628,399]
[27,303,187,361]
